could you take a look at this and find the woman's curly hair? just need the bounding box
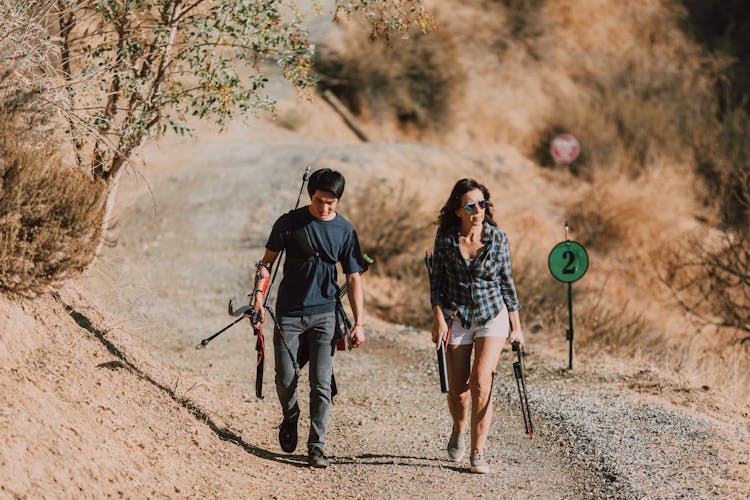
[436,178,496,234]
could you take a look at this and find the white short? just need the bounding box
[447,307,510,346]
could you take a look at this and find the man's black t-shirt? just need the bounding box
[266,206,364,316]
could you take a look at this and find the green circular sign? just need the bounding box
[548,241,589,283]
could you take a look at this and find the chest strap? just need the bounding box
[282,209,318,261]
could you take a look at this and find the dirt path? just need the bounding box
[80,112,608,496]
[79,100,750,498]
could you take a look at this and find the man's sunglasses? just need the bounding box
[464,199,491,214]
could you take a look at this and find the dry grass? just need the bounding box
[0,111,105,294]
[521,3,721,178]
[343,178,435,327]
[510,242,567,336]
[344,178,435,274]
[558,167,750,399]
[660,229,750,401]
[561,168,698,256]
[0,18,105,295]
[314,19,464,137]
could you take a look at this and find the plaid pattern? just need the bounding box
[430,223,521,328]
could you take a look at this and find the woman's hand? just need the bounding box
[508,327,525,347]
[432,315,449,347]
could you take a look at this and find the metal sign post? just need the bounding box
[548,222,589,370]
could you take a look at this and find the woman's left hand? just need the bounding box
[508,328,525,347]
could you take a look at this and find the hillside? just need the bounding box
[306,0,750,402]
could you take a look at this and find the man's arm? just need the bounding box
[345,271,365,348]
[251,248,279,325]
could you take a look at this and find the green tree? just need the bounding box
[49,0,431,181]
[0,0,430,290]
[30,0,431,253]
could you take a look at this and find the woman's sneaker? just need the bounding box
[470,453,489,474]
[447,430,466,461]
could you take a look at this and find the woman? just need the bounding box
[429,178,525,474]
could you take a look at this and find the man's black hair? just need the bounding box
[307,168,345,199]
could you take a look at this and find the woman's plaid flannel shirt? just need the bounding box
[429,223,521,328]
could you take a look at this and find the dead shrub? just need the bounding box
[0,127,106,294]
[501,0,546,42]
[664,229,750,344]
[314,23,464,133]
[344,178,434,273]
[0,59,105,295]
[342,178,435,326]
[660,228,750,398]
[680,0,750,110]
[563,181,654,255]
[692,104,750,229]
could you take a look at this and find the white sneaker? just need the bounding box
[470,453,489,474]
[447,430,466,461]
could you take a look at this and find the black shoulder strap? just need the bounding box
[283,209,318,261]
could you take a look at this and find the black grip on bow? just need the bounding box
[425,250,450,393]
[512,340,534,438]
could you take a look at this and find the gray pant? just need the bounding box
[273,312,336,451]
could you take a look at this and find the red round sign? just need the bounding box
[550,134,580,164]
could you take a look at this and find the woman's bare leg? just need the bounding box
[469,336,504,454]
[446,344,472,433]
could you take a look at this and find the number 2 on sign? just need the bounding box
[562,250,576,274]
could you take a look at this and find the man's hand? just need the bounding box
[247,307,265,328]
[248,292,265,328]
[348,324,365,349]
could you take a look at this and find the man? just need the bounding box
[252,168,366,468]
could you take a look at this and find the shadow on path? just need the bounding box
[51,292,299,466]
[332,453,463,471]
[53,293,461,472]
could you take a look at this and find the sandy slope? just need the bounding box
[1,286,281,498]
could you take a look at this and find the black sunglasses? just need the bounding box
[464,199,491,214]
